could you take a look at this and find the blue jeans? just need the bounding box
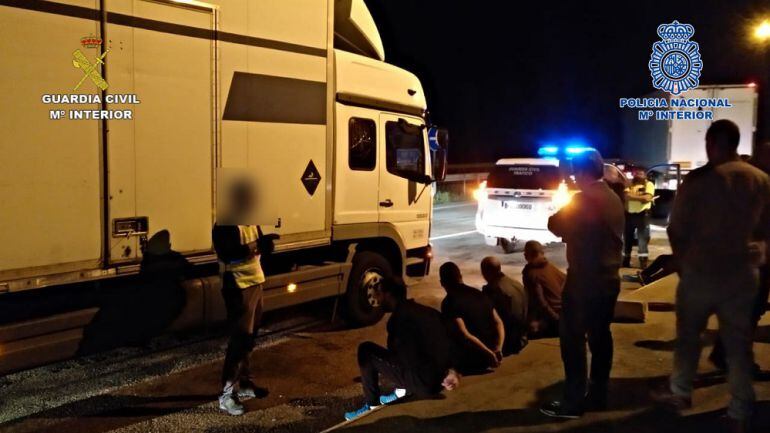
[670,267,758,420]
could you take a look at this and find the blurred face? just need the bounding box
[231,184,254,216]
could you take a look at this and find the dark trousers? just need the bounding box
[221,273,263,390]
[503,321,528,355]
[559,279,620,410]
[640,254,676,283]
[357,341,437,406]
[623,211,650,258]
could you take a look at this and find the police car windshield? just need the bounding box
[487,164,566,190]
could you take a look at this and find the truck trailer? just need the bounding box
[0,0,446,340]
[621,84,758,170]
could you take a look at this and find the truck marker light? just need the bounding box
[287,283,297,293]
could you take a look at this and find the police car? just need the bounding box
[475,149,578,253]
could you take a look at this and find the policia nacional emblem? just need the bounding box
[301,160,321,196]
[648,20,702,95]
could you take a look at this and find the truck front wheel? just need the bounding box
[344,251,390,326]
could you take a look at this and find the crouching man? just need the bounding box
[344,276,460,421]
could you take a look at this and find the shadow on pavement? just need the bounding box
[334,402,770,433]
[532,376,668,412]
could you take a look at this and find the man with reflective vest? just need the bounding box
[213,179,278,416]
[623,169,655,269]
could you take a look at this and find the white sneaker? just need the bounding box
[238,387,257,400]
[219,393,245,416]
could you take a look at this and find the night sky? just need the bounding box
[365,0,770,164]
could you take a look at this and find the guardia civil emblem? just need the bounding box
[648,20,702,95]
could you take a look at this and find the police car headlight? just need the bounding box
[473,181,487,201]
[551,181,572,210]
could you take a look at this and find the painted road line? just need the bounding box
[429,230,478,241]
[433,202,476,211]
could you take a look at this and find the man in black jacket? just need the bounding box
[541,150,625,419]
[344,277,459,421]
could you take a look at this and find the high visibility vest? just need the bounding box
[219,225,265,288]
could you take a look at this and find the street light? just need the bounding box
[755,19,770,42]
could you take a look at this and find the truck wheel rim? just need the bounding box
[362,269,383,308]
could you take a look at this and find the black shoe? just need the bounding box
[622,257,631,268]
[540,400,583,419]
[585,390,607,411]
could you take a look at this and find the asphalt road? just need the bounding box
[3,203,766,433]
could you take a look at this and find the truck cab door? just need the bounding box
[377,114,431,250]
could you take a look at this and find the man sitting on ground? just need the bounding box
[440,262,506,372]
[481,256,528,354]
[344,276,460,421]
[522,241,565,337]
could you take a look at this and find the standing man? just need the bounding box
[480,256,528,354]
[440,262,506,372]
[652,120,770,433]
[344,276,460,421]
[623,168,655,268]
[213,180,277,416]
[540,150,625,419]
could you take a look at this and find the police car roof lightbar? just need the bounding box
[537,145,596,158]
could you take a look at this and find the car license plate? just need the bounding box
[502,202,532,210]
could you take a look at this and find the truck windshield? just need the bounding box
[486,165,566,190]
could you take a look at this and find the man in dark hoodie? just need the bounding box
[344,276,459,420]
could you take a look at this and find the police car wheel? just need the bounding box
[344,251,389,326]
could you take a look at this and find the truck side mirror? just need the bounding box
[431,127,448,182]
[433,148,447,182]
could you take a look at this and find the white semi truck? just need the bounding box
[0,0,447,329]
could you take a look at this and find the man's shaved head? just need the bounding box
[524,240,545,263]
[480,256,503,282]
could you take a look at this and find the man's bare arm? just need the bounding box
[454,317,499,367]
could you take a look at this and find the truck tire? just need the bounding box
[499,238,518,254]
[344,251,390,326]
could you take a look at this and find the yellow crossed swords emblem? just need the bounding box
[72,49,109,91]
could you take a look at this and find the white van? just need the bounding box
[475,158,574,253]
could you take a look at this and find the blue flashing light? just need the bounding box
[564,146,594,155]
[537,146,559,156]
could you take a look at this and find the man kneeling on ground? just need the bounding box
[344,276,460,421]
[440,262,506,372]
[522,241,565,337]
[481,256,528,354]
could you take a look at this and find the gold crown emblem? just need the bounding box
[80,35,103,49]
